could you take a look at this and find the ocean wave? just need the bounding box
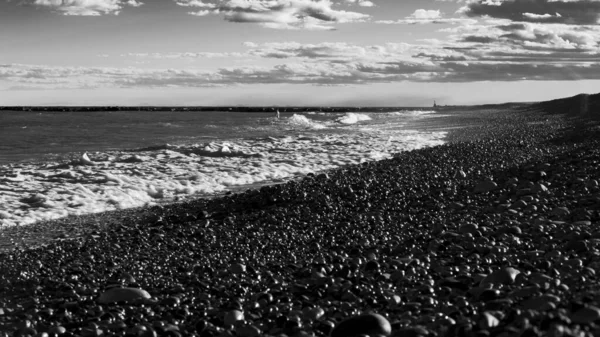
[287,114,328,130]
[337,113,372,125]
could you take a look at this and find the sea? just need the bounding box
[0,109,447,227]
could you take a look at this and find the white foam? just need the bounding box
[404,110,438,116]
[286,114,328,130]
[0,130,447,227]
[337,113,372,125]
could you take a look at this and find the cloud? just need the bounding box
[18,0,143,15]
[446,20,600,52]
[345,0,374,7]
[461,0,600,25]
[523,12,561,20]
[376,8,478,24]
[3,32,600,91]
[122,52,245,58]
[174,0,370,29]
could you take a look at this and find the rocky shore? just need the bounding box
[1,103,600,337]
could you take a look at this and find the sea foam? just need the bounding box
[0,129,446,227]
[287,114,328,130]
[337,113,372,125]
[0,110,448,227]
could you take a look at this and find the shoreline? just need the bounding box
[0,110,446,229]
[0,106,559,252]
[1,102,600,336]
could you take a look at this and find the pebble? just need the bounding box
[475,180,498,193]
[97,287,151,304]
[230,263,247,275]
[224,310,245,326]
[237,324,261,337]
[480,267,520,286]
[330,313,391,337]
[551,207,570,218]
[521,296,557,311]
[531,183,548,194]
[570,306,600,324]
[479,312,500,329]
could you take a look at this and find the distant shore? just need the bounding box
[0,104,526,113]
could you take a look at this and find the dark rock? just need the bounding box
[330,313,391,337]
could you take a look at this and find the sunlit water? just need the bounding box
[0,109,447,226]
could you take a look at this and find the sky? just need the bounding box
[0,0,599,106]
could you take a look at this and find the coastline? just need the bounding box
[1,102,600,336]
[0,105,565,252]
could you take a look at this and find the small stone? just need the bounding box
[450,202,465,210]
[47,326,67,335]
[551,207,570,218]
[532,183,548,194]
[454,169,467,179]
[98,287,151,304]
[509,286,540,299]
[224,310,245,326]
[479,312,500,329]
[330,313,391,337]
[564,258,583,268]
[510,200,527,209]
[522,296,557,311]
[237,325,261,337]
[303,307,325,321]
[475,181,498,193]
[529,273,554,286]
[506,226,522,235]
[481,267,520,286]
[394,326,430,337]
[570,306,600,324]
[231,263,247,275]
[459,223,479,235]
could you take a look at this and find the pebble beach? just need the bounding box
[1,99,600,337]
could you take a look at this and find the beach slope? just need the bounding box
[1,97,600,337]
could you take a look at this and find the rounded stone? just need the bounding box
[237,325,261,337]
[521,296,557,311]
[459,224,479,235]
[303,307,325,321]
[479,312,500,330]
[474,180,498,193]
[480,267,520,286]
[330,313,391,337]
[224,310,245,326]
[571,306,600,324]
[231,263,247,275]
[97,287,151,304]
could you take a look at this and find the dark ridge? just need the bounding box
[533,92,600,118]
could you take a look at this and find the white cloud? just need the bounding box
[523,12,562,20]
[462,0,600,25]
[444,20,600,52]
[4,31,600,90]
[122,52,245,58]
[174,0,370,29]
[376,8,478,25]
[19,0,143,15]
[345,0,374,7]
[411,9,443,20]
